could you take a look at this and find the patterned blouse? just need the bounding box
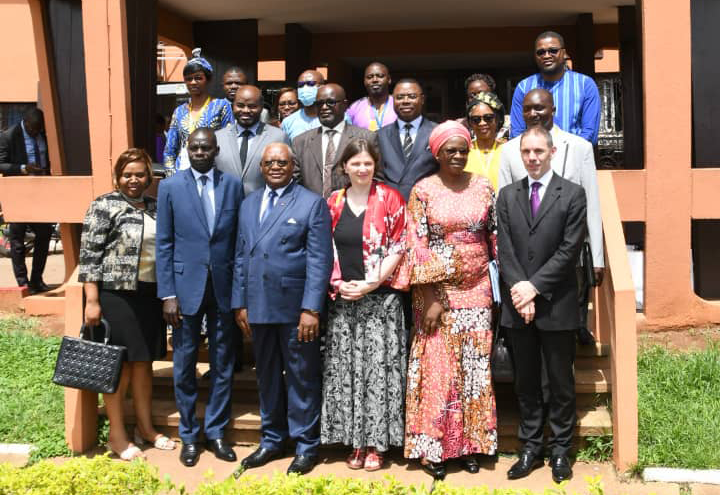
[326,181,408,297]
[78,192,157,291]
[162,97,232,174]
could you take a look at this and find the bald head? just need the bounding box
[298,70,325,85]
[233,85,264,128]
[187,127,218,173]
[261,142,294,189]
[317,83,348,128]
[522,88,555,131]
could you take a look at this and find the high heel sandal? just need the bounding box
[364,447,384,471]
[133,428,176,451]
[346,448,366,469]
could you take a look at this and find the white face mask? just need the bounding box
[298,85,318,107]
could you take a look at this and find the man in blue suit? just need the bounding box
[233,142,332,475]
[156,128,245,467]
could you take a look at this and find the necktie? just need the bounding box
[32,138,43,169]
[323,129,337,198]
[530,182,542,218]
[239,129,252,168]
[402,123,413,160]
[199,175,215,234]
[261,190,277,224]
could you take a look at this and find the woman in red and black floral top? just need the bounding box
[320,138,408,472]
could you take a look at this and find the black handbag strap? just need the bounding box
[79,318,112,344]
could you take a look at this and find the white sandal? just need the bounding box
[134,428,176,451]
[107,443,145,461]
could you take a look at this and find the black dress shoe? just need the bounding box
[241,446,284,469]
[462,455,480,473]
[180,442,201,467]
[550,454,572,482]
[28,281,50,294]
[507,451,544,480]
[420,461,447,480]
[206,438,237,462]
[287,454,318,475]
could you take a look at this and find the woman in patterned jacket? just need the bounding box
[79,148,175,460]
[320,138,408,472]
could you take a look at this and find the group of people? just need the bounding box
[75,29,603,484]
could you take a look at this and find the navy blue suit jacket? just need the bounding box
[232,181,333,324]
[156,167,244,315]
[377,117,437,201]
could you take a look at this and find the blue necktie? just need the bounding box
[260,190,277,224]
[199,175,215,234]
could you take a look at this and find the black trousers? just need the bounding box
[9,222,52,286]
[506,324,576,457]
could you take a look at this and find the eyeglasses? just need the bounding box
[316,99,341,108]
[297,81,319,88]
[535,47,562,56]
[261,159,291,168]
[469,115,496,125]
[395,93,421,101]
[278,101,298,107]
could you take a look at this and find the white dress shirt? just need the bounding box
[528,169,553,202]
[259,182,291,221]
[190,167,216,212]
[321,120,345,165]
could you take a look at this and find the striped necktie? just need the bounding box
[402,123,413,160]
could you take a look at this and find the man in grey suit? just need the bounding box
[498,88,602,341]
[377,78,437,201]
[292,83,380,198]
[215,85,287,196]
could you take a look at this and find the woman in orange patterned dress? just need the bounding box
[402,121,498,480]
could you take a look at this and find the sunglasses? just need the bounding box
[262,159,291,168]
[536,47,562,56]
[297,81,319,88]
[469,115,496,125]
[316,99,341,108]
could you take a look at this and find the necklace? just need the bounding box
[187,96,211,131]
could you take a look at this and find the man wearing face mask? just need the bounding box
[292,83,380,199]
[281,70,326,141]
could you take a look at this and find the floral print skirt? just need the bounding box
[321,292,407,451]
[404,299,497,462]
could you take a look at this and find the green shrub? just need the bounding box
[0,454,174,494]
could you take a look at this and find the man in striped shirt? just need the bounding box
[510,31,601,144]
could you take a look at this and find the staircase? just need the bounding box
[116,337,613,453]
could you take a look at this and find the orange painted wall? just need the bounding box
[0,0,39,102]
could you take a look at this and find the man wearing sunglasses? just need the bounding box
[509,31,600,144]
[291,83,379,198]
[281,70,326,141]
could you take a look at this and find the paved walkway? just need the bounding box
[119,445,682,494]
[0,252,65,288]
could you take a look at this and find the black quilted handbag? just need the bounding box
[52,318,126,394]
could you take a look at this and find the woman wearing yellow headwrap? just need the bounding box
[464,92,505,190]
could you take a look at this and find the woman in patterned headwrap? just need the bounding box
[464,91,505,190]
[163,48,233,175]
[401,120,498,480]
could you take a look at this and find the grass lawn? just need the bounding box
[637,341,720,470]
[0,315,71,461]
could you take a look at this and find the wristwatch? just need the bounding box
[302,309,319,316]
